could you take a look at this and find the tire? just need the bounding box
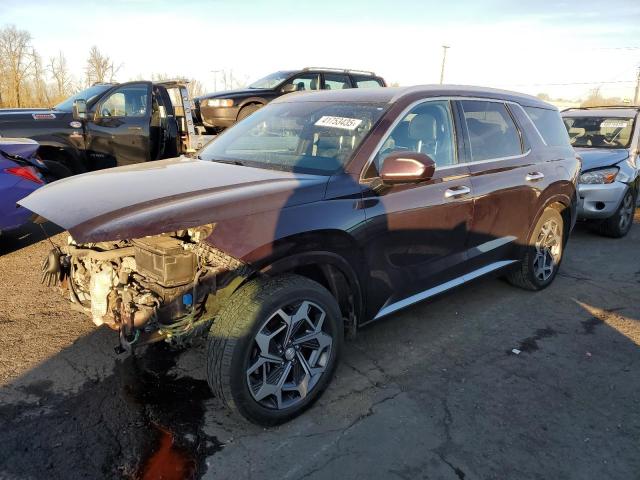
[507,208,565,291]
[206,274,343,425]
[596,187,635,238]
[236,104,261,122]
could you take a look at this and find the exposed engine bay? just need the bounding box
[41,224,249,352]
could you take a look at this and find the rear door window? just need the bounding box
[524,107,570,147]
[459,100,523,161]
[352,76,384,88]
[323,73,352,90]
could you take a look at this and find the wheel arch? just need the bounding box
[240,230,365,335]
[530,187,576,246]
[236,99,266,117]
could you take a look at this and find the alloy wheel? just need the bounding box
[533,218,562,282]
[618,191,635,232]
[246,300,333,410]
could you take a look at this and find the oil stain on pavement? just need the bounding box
[0,343,221,479]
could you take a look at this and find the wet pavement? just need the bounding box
[0,217,639,479]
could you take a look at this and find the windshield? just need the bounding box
[249,72,291,89]
[54,85,113,112]
[199,101,387,175]
[563,116,635,149]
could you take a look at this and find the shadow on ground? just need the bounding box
[0,222,63,256]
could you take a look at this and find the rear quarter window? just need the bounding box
[524,106,570,147]
[352,76,384,88]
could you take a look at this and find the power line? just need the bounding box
[503,80,635,87]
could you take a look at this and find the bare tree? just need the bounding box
[48,51,72,100]
[0,25,34,107]
[187,79,205,98]
[85,46,120,85]
[580,87,627,107]
[30,48,49,106]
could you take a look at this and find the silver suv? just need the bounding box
[562,107,639,237]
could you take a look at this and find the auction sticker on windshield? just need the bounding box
[601,120,628,128]
[315,116,363,130]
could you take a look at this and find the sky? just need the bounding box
[1,0,639,101]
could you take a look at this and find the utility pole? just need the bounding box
[440,45,450,84]
[634,67,640,105]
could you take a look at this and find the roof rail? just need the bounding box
[302,67,377,76]
[562,105,639,111]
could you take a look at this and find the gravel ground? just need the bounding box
[0,216,639,480]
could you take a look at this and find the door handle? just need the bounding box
[525,172,544,181]
[128,126,142,131]
[444,186,471,198]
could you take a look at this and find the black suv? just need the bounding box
[195,67,386,132]
[23,86,578,425]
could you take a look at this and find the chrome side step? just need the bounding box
[373,260,518,321]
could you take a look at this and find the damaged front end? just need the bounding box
[42,225,250,353]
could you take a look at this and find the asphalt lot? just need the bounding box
[0,216,639,480]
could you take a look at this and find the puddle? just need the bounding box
[0,341,221,479]
[126,343,223,480]
[138,424,196,480]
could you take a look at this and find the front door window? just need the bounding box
[375,100,456,172]
[97,85,149,118]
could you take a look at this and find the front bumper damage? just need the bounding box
[577,181,628,219]
[43,226,250,353]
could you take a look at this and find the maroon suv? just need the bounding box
[21,85,579,425]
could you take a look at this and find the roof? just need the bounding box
[562,107,639,118]
[272,84,553,109]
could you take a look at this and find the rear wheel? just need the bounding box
[507,208,564,291]
[596,187,635,238]
[206,274,343,425]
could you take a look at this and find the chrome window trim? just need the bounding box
[360,96,534,181]
[436,149,532,171]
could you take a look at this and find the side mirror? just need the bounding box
[281,84,296,93]
[72,99,87,121]
[380,152,435,184]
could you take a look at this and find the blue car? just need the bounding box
[0,138,45,235]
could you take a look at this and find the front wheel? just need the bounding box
[206,274,343,425]
[596,187,635,238]
[507,208,565,291]
[236,104,262,122]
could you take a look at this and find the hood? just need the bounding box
[575,148,629,172]
[197,88,272,101]
[18,157,329,243]
[0,138,39,159]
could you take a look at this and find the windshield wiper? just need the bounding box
[206,157,246,166]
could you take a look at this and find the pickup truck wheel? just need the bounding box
[236,104,261,122]
[507,208,564,291]
[597,187,635,238]
[206,274,343,425]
